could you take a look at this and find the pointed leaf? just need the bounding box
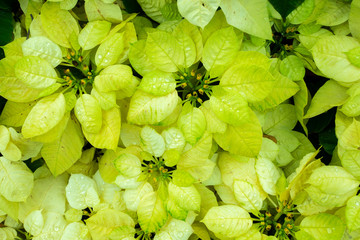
[145,30,184,72]
[78,20,112,50]
[202,27,240,77]
[299,213,345,240]
[214,112,262,157]
[304,80,348,118]
[137,191,167,233]
[22,36,63,67]
[41,119,84,176]
[311,35,360,83]
[177,102,206,145]
[83,107,121,150]
[75,94,102,133]
[95,32,125,71]
[177,0,220,29]
[220,64,275,102]
[127,90,178,125]
[22,93,66,138]
[220,0,272,39]
[14,55,57,89]
[140,126,165,157]
[86,209,134,240]
[0,157,33,202]
[202,205,252,238]
[233,180,263,212]
[41,2,79,48]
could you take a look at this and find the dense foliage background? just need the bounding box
[0,0,360,239]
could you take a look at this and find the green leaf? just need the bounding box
[75,94,102,133]
[202,205,252,238]
[22,36,63,67]
[213,112,262,157]
[0,157,33,202]
[91,87,117,111]
[31,112,70,143]
[221,0,273,39]
[177,133,215,182]
[22,93,66,138]
[0,100,36,127]
[128,40,157,76]
[86,209,134,240]
[338,118,360,150]
[294,79,309,135]
[299,213,345,240]
[200,101,227,134]
[95,32,125,71]
[174,31,196,68]
[137,0,170,23]
[177,102,206,145]
[123,182,153,212]
[346,195,360,232]
[304,80,348,118]
[250,69,299,111]
[280,55,305,81]
[33,212,67,239]
[220,64,275,102]
[138,70,176,96]
[145,30,184,72]
[127,90,178,125]
[137,191,167,233]
[0,195,18,221]
[66,174,100,210]
[346,47,360,68]
[263,104,297,132]
[14,56,58,89]
[94,64,133,93]
[307,165,360,195]
[349,0,360,40]
[78,20,112,50]
[83,107,121,150]
[98,149,120,183]
[316,0,350,27]
[24,210,44,236]
[311,35,360,83]
[161,127,186,152]
[338,146,360,180]
[173,19,203,62]
[41,118,84,176]
[168,182,201,211]
[140,126,165,157]
[114,153,141,178]
[177,0,220,29]
[269,0,305,19]
[286,0,315,25]
[209,86,250,126]
[255,157,281,195]
[18,174,68,222]
[0,125,9,152]
[41,2,79,48]
[202,27,240,77]
[172,170,195,187]
[8,127,43,161]
[61,222,91,240]
[85,0,123,23]
[159,219,193,240]
[233,180,263,212]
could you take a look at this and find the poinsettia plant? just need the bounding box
[0,0,359,239]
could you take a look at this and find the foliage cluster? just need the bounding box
[0,0,360,239]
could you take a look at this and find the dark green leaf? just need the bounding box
[319,128,337,155]
[123,0,142,13]
[268,0,305,19]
